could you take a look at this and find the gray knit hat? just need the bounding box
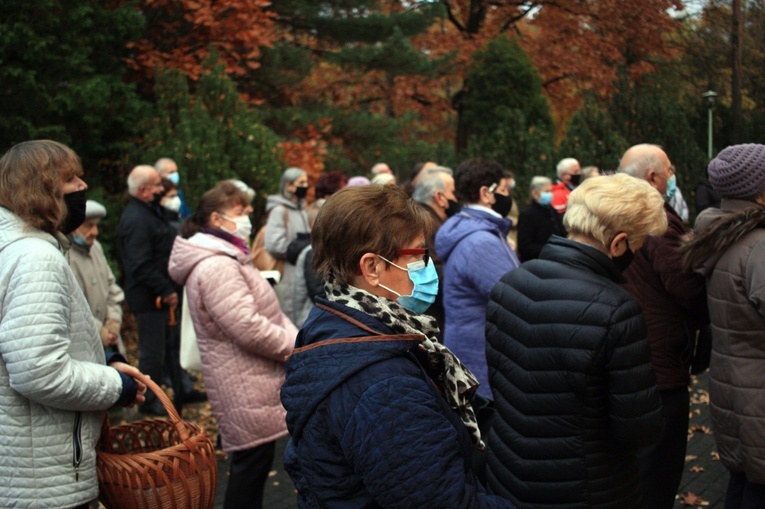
[708,144,765,199]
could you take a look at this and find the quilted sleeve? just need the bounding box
[0,245,123,411]
[341,375,514,509]
[197,257,295,361]
[605,300,663,448]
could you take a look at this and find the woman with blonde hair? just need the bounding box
[0,140,145,509]
[168,181,297,509]
[484,173,667,509]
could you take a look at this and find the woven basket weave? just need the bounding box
[97,372,218,509]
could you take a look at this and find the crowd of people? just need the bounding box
[0,138,764,509]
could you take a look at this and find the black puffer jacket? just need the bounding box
[485,236,663,509]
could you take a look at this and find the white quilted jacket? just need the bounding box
[168,233,296,452]
[0,207,123,508]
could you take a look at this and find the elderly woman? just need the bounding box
[484,174,666,509]
[168,181,297,509]
[681,144,765,509]
[516,175,566,261]
[280,185,513,508]
[265,167,311,314]
[0,140,144,509]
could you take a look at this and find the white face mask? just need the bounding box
[163,195,182,213]
[221,214,253,242]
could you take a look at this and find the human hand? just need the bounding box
[104,319,121,336]
[111,362,148,407]
[162,292,179,309]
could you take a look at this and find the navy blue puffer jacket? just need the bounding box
[484,236,663,509]
[280,297,514,509]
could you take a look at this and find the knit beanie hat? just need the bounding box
[708,144,765,199]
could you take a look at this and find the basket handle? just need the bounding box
[133,371,190,441]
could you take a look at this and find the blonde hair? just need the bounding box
[0,140,82,234]
[563,174,667,247]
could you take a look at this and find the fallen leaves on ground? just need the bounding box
[689,424,713,435]
[711,451,720,461]
[690,466,705,473]
[679,492,710,506]
[685,455,698,462]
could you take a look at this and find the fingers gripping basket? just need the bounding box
[97,372,218,509]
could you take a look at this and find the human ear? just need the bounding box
[358,253,383,286]
[609,232,629,257]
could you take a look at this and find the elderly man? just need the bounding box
[411,166,458,335]
[551,157,581,214]
[617,144,709,509]
[517,176,566,261]
[68,200,126,355]
[119,165,199,414]
[155,157,191,219]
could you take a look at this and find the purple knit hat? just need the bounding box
[346,176,371,187]
[708,143,765,199]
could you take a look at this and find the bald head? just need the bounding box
[128,165,162,201]
[618,144,673,195]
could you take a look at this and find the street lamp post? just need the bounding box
[702,90,718,161]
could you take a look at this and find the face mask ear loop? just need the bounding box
[377,283,402,298]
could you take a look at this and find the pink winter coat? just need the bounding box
[168,232,297,452]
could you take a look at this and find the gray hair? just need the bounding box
[529,176,552,195]
[228,179,256,203]
[371,162,391,175]
[412,173,448,204]
[420,165,453,177]
[280,167,307,198]
[556,158,580,178]
[617,144,664,180]
[127,165,157,196]
[154,157,176,177]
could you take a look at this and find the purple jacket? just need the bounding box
[435,207,520,398]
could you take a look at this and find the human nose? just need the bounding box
[75,176,88,191]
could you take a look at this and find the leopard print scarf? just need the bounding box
[324,279,485,449]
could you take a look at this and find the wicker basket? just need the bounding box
[97,372,218,509]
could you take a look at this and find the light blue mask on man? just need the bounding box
[665,174,677,200]
[377,255,439,314]
[167,172,180,186]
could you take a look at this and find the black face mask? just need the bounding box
[492,193,513,217]
[60,190,87,234]
[612,239,635,272]
[569,173,582,187]
[294,186,309,199]
[151,191,164,207]
[445,198,462,218]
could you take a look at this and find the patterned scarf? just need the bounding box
[324,279,485,449]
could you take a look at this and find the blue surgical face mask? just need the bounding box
[377,255,439,314]
[665,174,677,200]
[72,234,89,248]
[167,172,180,186]
[537,191,553,206]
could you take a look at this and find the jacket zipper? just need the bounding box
[72,411,83,481]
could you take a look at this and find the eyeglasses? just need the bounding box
[397,248,430,267]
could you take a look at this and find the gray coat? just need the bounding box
[264,195,310,319]
[687,199,765,483]
[0,207,123,508]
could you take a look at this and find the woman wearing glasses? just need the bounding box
[280,185,513,508]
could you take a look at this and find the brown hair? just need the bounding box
[0,140,82,234]
[312,185,429,285]
[180,181,249,238]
